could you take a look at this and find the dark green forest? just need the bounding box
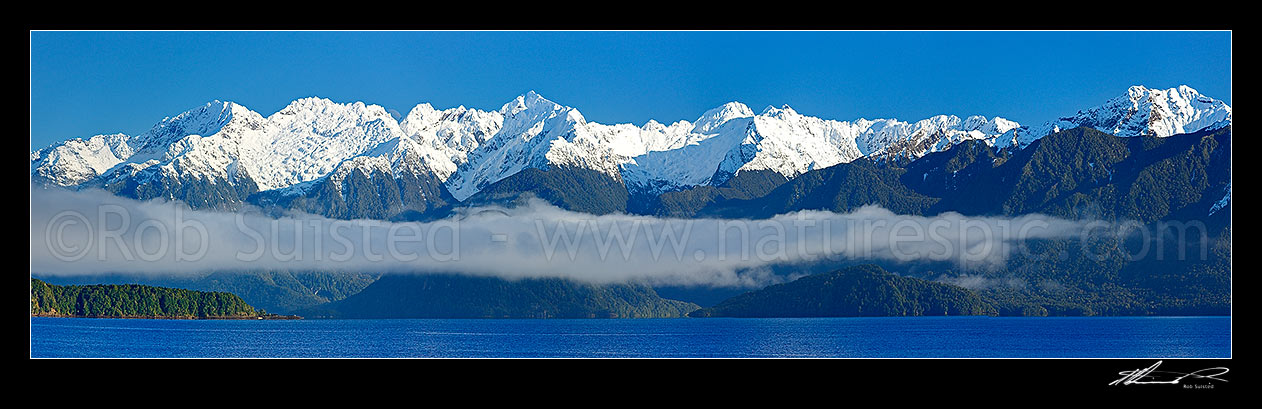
[31,279,259,319]
[302,274,699,319]
[690,264,995,318]
[35,271,378,315]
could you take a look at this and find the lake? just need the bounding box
[30,316,1230,358]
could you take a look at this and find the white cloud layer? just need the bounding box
[31,187,1096,287]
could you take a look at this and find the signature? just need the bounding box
[1109,361,1229,386]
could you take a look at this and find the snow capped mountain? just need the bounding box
[30,100,258,189]
[622,85,1229,194]
[123,100,266,184]
[250,97,403,190]
[256,132,457,220]
[31,98,434,210]
[853,114,1023,159]
[620,104,755,193]
[398,102,504,181]
[316,136,431,191]
[89,98,412,192]
[694,102,755,134]
[31,85,1232,211]
[442,91,589,200]
[125,100,249,155]
[31,133,133,186]
[999,85,1232,149]
[620,104,1023,195]
[439,91,707,201]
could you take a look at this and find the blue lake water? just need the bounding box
[30,316,1230,358]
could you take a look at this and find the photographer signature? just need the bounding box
[1109,361,1229,386]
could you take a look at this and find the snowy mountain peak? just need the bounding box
[403,102,439,121]
[31,132,135,186]
[757,104,797,114]
[961,115,990,130]
[1095,85,1231,135]
[275,96,395,122]
[1126,84,1151,99]
[761,104,800,118]
[1003,84,1231,149]
[443,91,614,201]
[641,119,666,132]
[502,91,560,115]
[129,100,252,150]
[695,102,753,134]
[395,101,504,184]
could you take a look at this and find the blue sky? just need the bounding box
[30,31,1231,149]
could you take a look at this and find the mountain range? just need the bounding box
[30,85,1233,318]
[31,85,1230,220]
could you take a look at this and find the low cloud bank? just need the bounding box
[32,187,1101,287]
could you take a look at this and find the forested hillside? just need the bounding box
[31,279,259,319]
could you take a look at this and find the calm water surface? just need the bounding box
[30,316,1230,358]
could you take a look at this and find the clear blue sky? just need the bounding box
[30,31,1231,149]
